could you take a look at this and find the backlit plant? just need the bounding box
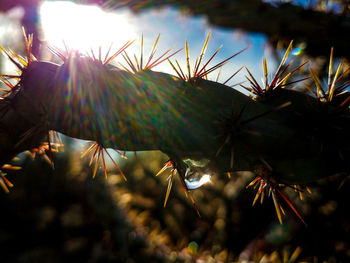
[1,30,349,225]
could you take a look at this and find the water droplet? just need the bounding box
[183,159,212,190]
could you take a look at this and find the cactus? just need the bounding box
[1,31,349,223]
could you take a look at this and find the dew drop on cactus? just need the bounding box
[183,159,212,190]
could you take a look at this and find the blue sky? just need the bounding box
[39,1,278,90]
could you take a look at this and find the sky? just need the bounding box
[38,1,273,88]
[0,0,337,88]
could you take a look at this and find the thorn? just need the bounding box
[185,40,191,80]
[105,149,127,181]
[194,32,211,76]
[164,170,174,207]
[156,160,173,176]
[272,191,283,224]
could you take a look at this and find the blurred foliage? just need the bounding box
[0,138,349,262]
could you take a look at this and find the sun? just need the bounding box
[40,1,137,55]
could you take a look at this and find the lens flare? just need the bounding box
[40,1,137,55]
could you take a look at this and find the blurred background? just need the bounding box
[1,0,350,262]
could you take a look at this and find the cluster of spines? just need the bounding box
[119,34,183,73]
[0,29,37,192]
[168,32,246,83]
[246,166,309,225]
[242,41,309,97]
[0,28,35,97]
[308,47,350,105]
[81,142,127,181]
[155,160,201,217]
[0,163,21,193]
[47,39,135,65]
[27,131,64,168]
